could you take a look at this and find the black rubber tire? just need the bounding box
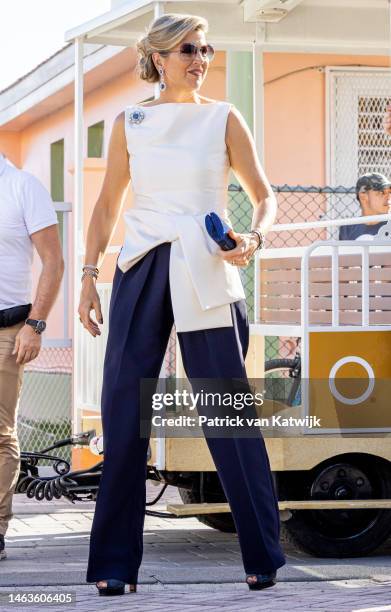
[264,358,301,407]
[178,473,236,533]
[265,358,297,372]
[278,456,391,557]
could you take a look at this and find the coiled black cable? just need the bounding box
[17,433,203,518]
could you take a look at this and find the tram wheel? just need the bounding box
[278,455,391,557]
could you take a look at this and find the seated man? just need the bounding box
[339,173,391,241]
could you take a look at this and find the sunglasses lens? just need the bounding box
[179,43,214,60]
[205,44,214,60]
[180,44,195,56]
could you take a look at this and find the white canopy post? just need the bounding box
[252,23,266,166]
[152,2,169,470]
[73,36,84,437]
[153,1,164,100]
[252,23,266,339]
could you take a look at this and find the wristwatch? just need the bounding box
[25,319,47,335]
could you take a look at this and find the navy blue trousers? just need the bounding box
[86,243,285,583]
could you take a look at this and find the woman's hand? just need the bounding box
[217,228,259,267]
[78,277,103,337]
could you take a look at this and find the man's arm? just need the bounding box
[13,224,64,365]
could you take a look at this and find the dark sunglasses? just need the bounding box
[165,43,215,62]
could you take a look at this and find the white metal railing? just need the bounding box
[301,240,391,332]
[77,282,173,413]
[254,215,391,326]
[52,202,72,341]
[77,283,111,412]
[270,212,391,233]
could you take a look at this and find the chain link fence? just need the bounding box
[17,344,72,461]
[229,183,365,362]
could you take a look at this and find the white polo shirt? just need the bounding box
[0,154,58,311]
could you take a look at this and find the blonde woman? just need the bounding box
[79,13,285,596]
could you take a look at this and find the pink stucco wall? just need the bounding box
[0,132,21,166]
[264,53,389,186]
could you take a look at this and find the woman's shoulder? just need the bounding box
[197,96,226,106]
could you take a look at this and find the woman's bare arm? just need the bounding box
[78,112,130,336]
[84,111,131,267]
[226,106,277,235]
[218,106,277,267]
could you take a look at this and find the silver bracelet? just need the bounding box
[82,264,99,273]
[81,269,98,282]
[250,229,265,250]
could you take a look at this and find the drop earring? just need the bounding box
[158,67,166,92]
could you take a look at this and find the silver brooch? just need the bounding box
[129,109,145,125]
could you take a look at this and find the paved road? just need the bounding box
[1,484,390,611]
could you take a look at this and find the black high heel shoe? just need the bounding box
[96,580,137,596]
[246,571,277,591]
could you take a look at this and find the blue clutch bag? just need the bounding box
[205,212,237,251]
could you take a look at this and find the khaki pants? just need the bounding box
[0,322,24,536]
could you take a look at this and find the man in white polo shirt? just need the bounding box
[0,153,64,560]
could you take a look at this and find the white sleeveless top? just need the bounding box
[118,100,245,332]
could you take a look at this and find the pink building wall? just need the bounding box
[0,132,21,166]
[264,53,389,186]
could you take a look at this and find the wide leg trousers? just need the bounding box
[86,243,285,583]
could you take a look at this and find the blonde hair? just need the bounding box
[136,14,208,84]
